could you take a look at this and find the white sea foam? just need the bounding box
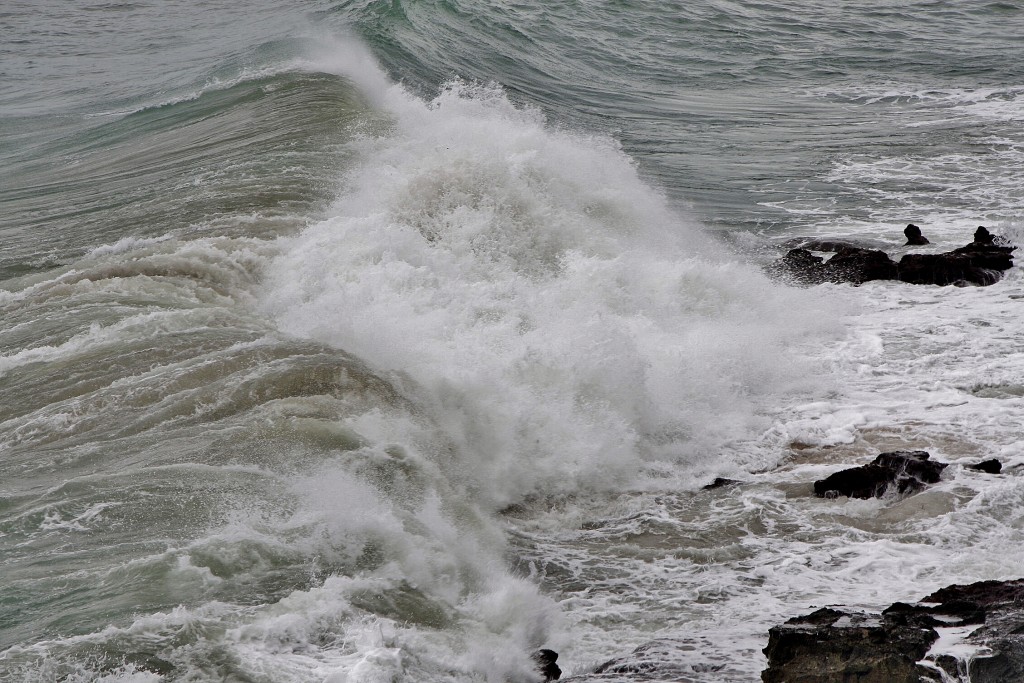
[260,64,839,509]
[13,25,1024,683]
[39,502,123,533]
[85,235,175,258]
[218,40,848,681]
[9,4,1024,683]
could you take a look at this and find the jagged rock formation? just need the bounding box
[763,579,1024,683]
[770,227,1015,287]
[762,606,938,683]
[904,223,930,245]
[533,649,562,681]
[812,451,1001,500]
[813,450,948,499]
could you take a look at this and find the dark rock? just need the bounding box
[930,598,987,626]
[950,241,1015,271]
[582,639,727,680]
[922,578,1024,608]
[824,247,899,284]
[904,223,930,245]
[813,450,948,499]
[770,247,897,286]
[769,248,827,285]
[814,463,895,499]
[782,238,883,252]
[959,608,1024,683]
[533,649,562,681]
[703,477,740,490]
[770,228,1015,287]
[879,598,986,629]
[968,459,1002,474]
[873,450,946,485]
[974,225,995,244]
[933,582,1024,683]
[764,579,1024,683]
[762,607,939,683]
[897,228,1015,286]
[897,249,1009,286]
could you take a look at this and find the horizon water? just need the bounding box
[3,2,1024,681]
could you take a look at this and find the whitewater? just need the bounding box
[2,1,1024,681]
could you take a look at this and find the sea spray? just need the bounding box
[4,1,1024,680]
[261,72,840,504]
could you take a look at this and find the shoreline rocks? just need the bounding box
[813,450,1001,500]
[763,579,1024,683]
[813,450,948,499]
[769,226,1015,287]
[762,606,938,683]
[533,649,562,681]
[556,578,1024,682]
[904,223,930,245]
[548,445,1009,682]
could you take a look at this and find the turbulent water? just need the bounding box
[2,1,1024,681]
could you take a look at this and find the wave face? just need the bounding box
[348,0,1024,232]
[3,1,1024,681]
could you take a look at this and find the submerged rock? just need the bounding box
[967,459,1002,474]
[782,237,885,252]
[564,639,728,682]
[813,450,948,499]
[763,579,1024,683]
[703,477,741,490]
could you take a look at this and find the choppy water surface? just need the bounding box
[2,1,1024,680]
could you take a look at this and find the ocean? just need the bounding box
[2,1,1024,681]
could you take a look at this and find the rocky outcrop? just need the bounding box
[973,225,997,244]
[770,247,898,285]
[533,649,562,681]
[556,578,1023,682]
[896,239,1013,286]
[928,580,1024,682]
[904,223,930,245]
[828,247,901,284]
[763,579,1024,683]
[968,459,1002,474]
[770,227,1015,287]
[813,450,949,499]
[762,607,939,683]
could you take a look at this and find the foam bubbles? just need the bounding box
[261,74,837,507]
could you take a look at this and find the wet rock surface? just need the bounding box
[762,579,1024,683]
[770,246,898,285]
[904,223,930,246]
[770,227,1015,287]
[967,459,1002,474]
[534,649,562,681]
[813,450,950,499]
[550,453,1008,682]
[556,580,1024,682]
[762,607,938,683]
